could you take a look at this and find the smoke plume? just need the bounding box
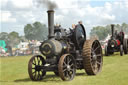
[37,0,58,10]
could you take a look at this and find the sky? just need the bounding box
[0,0,128,36]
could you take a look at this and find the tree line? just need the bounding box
[0,22,128,48]
[0,22,48,48]
[90,23,128,40]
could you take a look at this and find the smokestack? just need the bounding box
[47,10,54,38]
[111,24,114,38]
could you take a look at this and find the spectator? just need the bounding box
[72,24,76,29]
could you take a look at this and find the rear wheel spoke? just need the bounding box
[63,61,67,66]
[66,71,70,78]
[63,68,67,72]
[93,41,97,49]
[96,54,102,57]
[70,63,74,67]
[68,58,72,64]
[97,61,101,65]
[93,46,100,52]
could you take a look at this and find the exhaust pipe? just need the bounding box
[47,10,55,38]
[111,24,114,38]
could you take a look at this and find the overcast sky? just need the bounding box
[0,0,128,36]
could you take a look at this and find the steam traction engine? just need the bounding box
[105,24,128,56]
[28,10,103,81]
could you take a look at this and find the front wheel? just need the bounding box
[123,39,128,54]
[58,54,76,81]
[54,71,59,76]
[105,45,108,56]
[28,55,46,81]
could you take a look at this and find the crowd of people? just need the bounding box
[0,40,41,57]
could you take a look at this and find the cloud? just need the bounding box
[55,14,64,23]
[0,0,128,36]
[10,0,33,8]
[0,0,8,7]
[0,11,16,22]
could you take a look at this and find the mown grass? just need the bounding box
[0,53,128,85]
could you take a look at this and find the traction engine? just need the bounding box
[105,24,128,56]
[28,10,103,81]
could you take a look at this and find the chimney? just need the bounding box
[47,10,55,38]
[111,24,114,38]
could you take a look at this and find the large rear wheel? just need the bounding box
[28,55,46,81]
[58,54,76,81]
[82,40,103,75]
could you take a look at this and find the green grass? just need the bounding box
[0,53,128,85]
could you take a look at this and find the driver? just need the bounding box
[119,29,124,44]
[78,21,85,38]
[71,21,85,49]
[116,29,124,44]
[78,21,82,24]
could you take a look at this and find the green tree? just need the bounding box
[9,31,19,38]
[24,21,48,41]
[0,32,9,39]
[0,31,20,47]
[90,23,128,40]
[90,26,110,40]
[8,31,20,47]
[121,23,128,32]
[0,32,10,45]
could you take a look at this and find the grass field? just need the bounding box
[0,53,128,85]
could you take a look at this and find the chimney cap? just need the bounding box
[111,24,115,26]
[47,10,54,13]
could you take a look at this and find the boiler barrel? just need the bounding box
[39,39,67,57]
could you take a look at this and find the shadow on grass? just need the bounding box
[76,72,87,76]
[14,74,61,82]
[14,78,31,82]
[103,52,121,57]
[0,80,10,82]
[14,72,87,82]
